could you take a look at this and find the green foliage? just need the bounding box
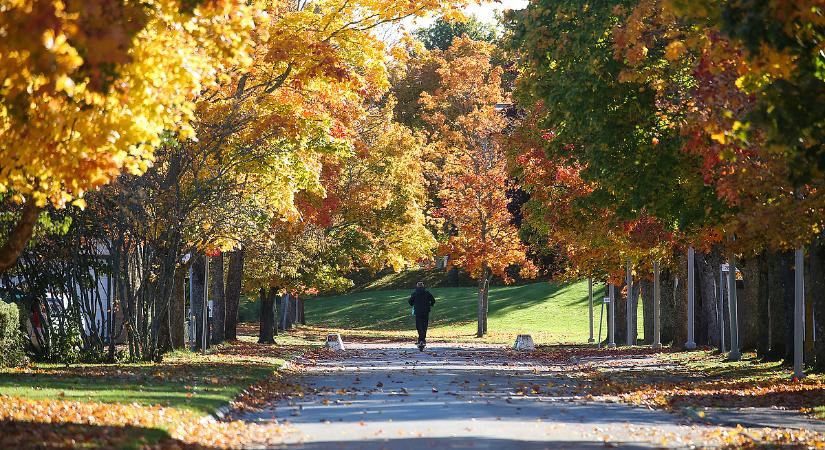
[414,16,496,51]
[507,0,725,235]
[0,301,27,368]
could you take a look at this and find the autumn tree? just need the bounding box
[0,0,258,272]
[418,37,535,337]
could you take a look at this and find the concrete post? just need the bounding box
[626,261,634,346]
[608,283,616,348]
[686,247,697,350]
[653,261,662,349]
[588,278,595,343]
[794,248,805,379]
[727,258,741,361]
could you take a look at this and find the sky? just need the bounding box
[404,0,529,31]
[465,0,529,24]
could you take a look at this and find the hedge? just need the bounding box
[0,301,27,367]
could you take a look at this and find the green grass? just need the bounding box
[302,280,642,345]
[0,341,286,416]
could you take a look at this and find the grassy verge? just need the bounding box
[577,348,825,421]
[0,332,316,448]
[301,280,644,345]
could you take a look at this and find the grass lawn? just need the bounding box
[302,280,643,345]
[0,333,314,448]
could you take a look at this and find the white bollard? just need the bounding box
[326,333,345,351]
[514,334,535,351]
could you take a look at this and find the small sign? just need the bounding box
[721,263,730,272]
[603,297,610,304]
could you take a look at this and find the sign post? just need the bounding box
[202,255,208,355]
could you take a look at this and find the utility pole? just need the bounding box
[794,247,805,379]
[727,257,741,361]
[686,247,697,350]
[653,261,662,349]
[588,278,595,343]
[608,283,616,349]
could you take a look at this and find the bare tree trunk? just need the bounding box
[767,251,792,361]
[0,202,42,273]
[224,249,244,341]
[810,236,825,371]
[660,269,676,345]
[673,250,689,349]
[476,266,489,337]
[170,265,187,349]
[739,256,762,351]
[191,254,207,351]
[259,287,276,344]
[608,281,628,346]
[210,253,225,344]
[696,248,723,347]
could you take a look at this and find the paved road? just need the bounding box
[241,343,733,449]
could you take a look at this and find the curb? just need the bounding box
[210,360,296,421]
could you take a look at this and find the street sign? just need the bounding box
[603,297,610,304]
[721,263,730,272]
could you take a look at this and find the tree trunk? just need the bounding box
[766,251,793,361]
[476,266,489,337]
[258,287,276,344]
[739,256,762,351]
[0,202,42,274]
[170,265,187,349]
[641,279,653,344]
[224,249,244,341]
[804,245,815,367]
[609,281,628,346]
[210,253,225,344]
[191,254,207,351]
[696,248,723,348]
[482,277,490,335]
[660,269,676,345]
[810,236,825,371]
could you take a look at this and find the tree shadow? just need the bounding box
[268,437,654,450]
[0,419,214,449]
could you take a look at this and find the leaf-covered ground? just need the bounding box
[0,333,318,448]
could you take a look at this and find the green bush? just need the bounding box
[0,301,27,367]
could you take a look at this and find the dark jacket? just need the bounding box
[409,287,435,316]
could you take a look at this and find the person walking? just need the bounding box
[408,281,435,350]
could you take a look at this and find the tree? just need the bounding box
[419,37,536,336]
[0,0,258,271]
[415,16,496,51]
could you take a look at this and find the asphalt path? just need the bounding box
[241,343,738,449]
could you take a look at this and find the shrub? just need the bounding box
[0,301,27,367]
